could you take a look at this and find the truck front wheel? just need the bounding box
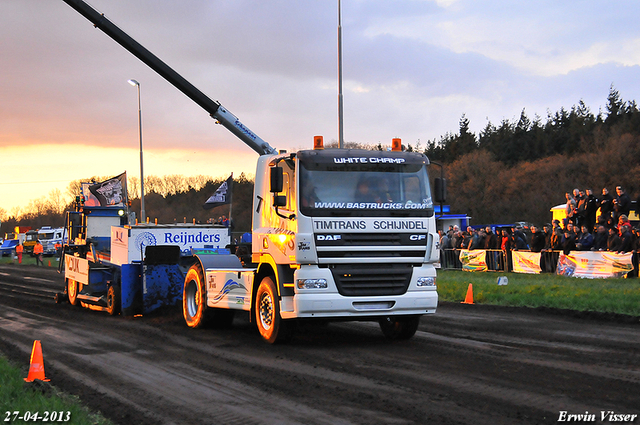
[379,315,421,340]
[255,276,293,344]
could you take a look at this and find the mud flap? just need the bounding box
[142,246,183,314]
[142,264,184,313]
[121,262,143,316]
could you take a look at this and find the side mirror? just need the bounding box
[434,178,447,203]
[270,167,283,193]
[273,195,287,207]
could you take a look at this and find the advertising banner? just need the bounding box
[111,225,231,266]
[556,252,634,278]
[512,251,542,274]
[64,254,89,285]
[459,249,487,272]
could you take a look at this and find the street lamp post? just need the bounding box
[128,79,145,222]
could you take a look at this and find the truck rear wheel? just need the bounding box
[379,315,420,340]
[106,285,120,316]
[255,276,293,344]
[67,278,79,306]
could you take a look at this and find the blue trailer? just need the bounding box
[57,193,230,316]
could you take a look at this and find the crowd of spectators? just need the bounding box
[439,186,640,271]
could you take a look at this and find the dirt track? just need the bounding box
[0,264,639,425]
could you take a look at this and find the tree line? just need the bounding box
[3,86,639,233]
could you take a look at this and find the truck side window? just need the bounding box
[279,172,291,210]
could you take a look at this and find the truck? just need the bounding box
[61,0,445,342]
[38,226,67,256]
[23,230,40,256]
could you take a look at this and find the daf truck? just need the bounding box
[62,0,445,342]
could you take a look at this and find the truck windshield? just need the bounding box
[39,233,54,240]
[298,149,434,217]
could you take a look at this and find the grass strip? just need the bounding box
[0,355,112,425]
[437,270,640,317]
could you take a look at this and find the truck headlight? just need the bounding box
[297,278,327,289]
[417,277,436,287]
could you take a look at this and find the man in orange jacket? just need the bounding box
[54,241,62,261]
[33,240,44,266]
[15,243,24,264]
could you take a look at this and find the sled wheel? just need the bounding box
[67,278,79,306]
[106,285,121,316]
[379,315,421,340]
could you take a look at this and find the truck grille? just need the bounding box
[330,264,412,296]
[315,232,429,264]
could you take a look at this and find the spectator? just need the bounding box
[33,240,44,266]
[15,242,23,264]
[565,222,576,237]
[500,229,514,271]
[576,190,587,227]
[483,226,499,271]
[576,226,594,251]
[484,227,498,249]
[613,186,631,224]
[564,192,577,226]
[440,230,452,250]
[562,228,576,255]
[550,227,563,250]
[451,228,462,250]
[633,228,640,252]
[54,241,62,262]
[530,225,546,252]
[617,214,631,233]
[607,227,622,252]
[584,189,598,232]
[599,188,614,227]
[593,225,608,251]
[619,225,634,253]
[512,226,528,250]
[463,227,475,250]
[542,224,553,250]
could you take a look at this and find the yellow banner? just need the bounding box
[512,251,542,274]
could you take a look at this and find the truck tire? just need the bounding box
[67,278,79,306]
[106,285,121,316]
[183,263,211,328]
[379,315,420,340]
[254,276,293,344]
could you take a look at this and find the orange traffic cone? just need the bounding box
[24,340,50,382]
[48,260,51,267]
[461,284,474,304]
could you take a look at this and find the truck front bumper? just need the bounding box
[280,264,438,319]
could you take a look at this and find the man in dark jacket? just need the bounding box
[599,188,614,227]
[530,225,546,252]
[593,225,608,251]
[619,225,634,253]
[613,186,631,224]
[576,225,594,251]
[584,189,598,232]
[607,227,622,252]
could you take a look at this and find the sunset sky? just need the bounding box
[2,0,639,218]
